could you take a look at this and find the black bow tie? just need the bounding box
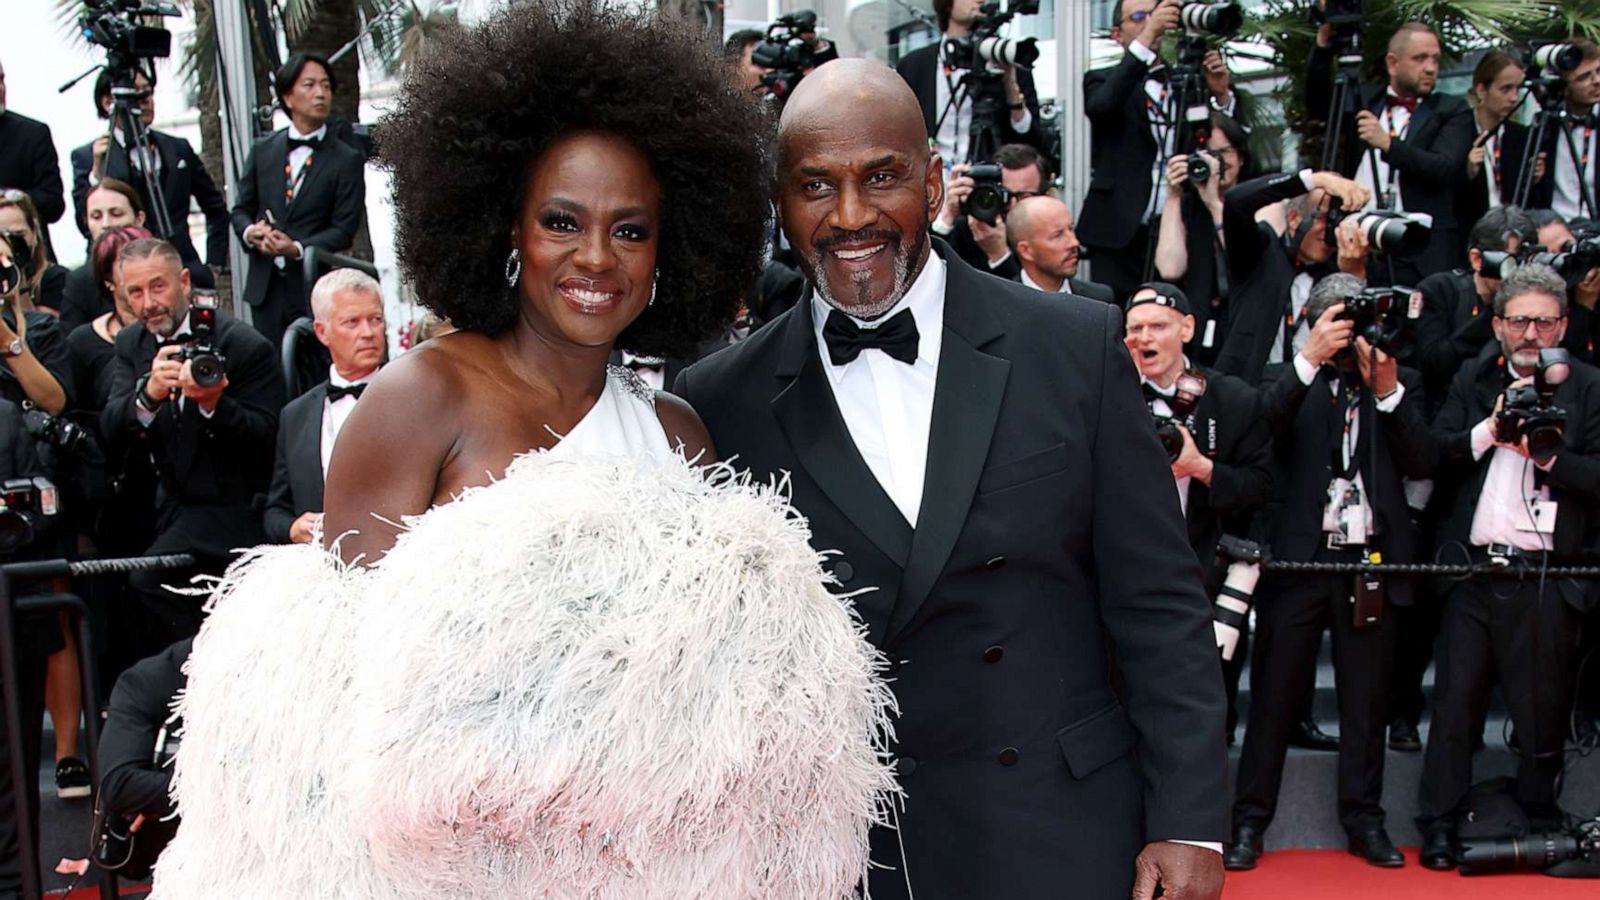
[624,356,666,371]
[1141,382,1170,405]
[155,333,192,350]
[287,135,322,152]
[822,308,919,366]
[327,382,366,402]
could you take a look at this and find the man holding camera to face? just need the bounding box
[1227,272,1435,871]
[1124,283,1272,743]
[1415,263,1600,870]
[933,143,1049,279]
[102,238,283,657]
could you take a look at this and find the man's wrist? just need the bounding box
[137,376,165,410]
[1194,456,1215,485]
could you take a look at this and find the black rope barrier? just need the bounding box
[1259,560,1600,578]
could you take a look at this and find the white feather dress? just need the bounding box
[151,366,898,900]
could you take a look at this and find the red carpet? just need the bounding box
[1224,849,1596,899]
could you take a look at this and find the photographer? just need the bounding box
[1307,21,1474,284]
[0,58,67,236]
[1227,272,1434,871]
[1123,283,1271,743]
[1155,111,1253,362]
[231,52,365,348]
[1415,263,1600,870]
[933,144,1050,277]
[0,218,72,416]
[1459,51,1538,229]
[1415,205,1535,412]
[724,29,768,97]
[1006,195,1113,300]
[1080,0,1238,301]
[1209,167,1371,385]
[69,69,228,291]
[0,189,69,320]
[95,637,189,880]
[1528,38,1600,219]
[102,238,283,657]
[896,0,1040,167]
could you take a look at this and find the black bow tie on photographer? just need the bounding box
[327,383,366,402]
[156,333,192,350]
[287,135,322,152]
[1141,382,1174,404]
[822,309,919,366]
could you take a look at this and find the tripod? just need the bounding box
[1511,79,1596,217]
[101,70,176,242]
[1321,58,1389,210]
[1140,38,1211,281]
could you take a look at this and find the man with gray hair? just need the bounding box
[265,267,385,543]
[1227,271,1434,871]
[1416,262,1600,870]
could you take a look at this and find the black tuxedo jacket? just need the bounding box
[1257,362,1433,603]
[1306,46,1474,271]
[102,312,284,554]
[70,130,229,276]
[1168,190,1231,362]
[674,241,1228,899]
[1212,172,1314,385]
[1079,52,1162,252]
[264,381,328,543]
[229,129,365,309]
[1414,268,1493,412]
[1457,120,1535,229]
[1169,367,1273,585]
[1525,105,1600,214]
[1431,348,1600,590]
[0,111,65,226]
[895,43,1041,158]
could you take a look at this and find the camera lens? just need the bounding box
[190,353,226,388]
[1188,156,1212,183]
[966,184,1007,226]
[977,35,1039,69]
[1180,1,1243,37]
[1357,214,1429,256]
[1532,43,1582,74]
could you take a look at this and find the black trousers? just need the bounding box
[1084,222,1154,304]
[1389,580,1445,727]
[250,271,309,351]
[1416,577,1583,831]
[1234,554,1398,835]
[0,639,50,892]
[127,525,231,662]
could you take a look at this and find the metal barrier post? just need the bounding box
[0,569,40,900]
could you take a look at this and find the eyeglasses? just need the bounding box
[1501,315,1564,335]
[1125,10,1152,23]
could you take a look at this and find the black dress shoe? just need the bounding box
[1388,720,1422,752]
[1224,824,1263,871]
[1420,828,1457,871]
[1348,827,1406,867]
[1288,717,1340,752]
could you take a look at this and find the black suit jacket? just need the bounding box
[1257,362,1433,603]
[1079,52,1162,252]
[1457,120,1535,230]
[71,130,229,277]
[1167,367,1273,585]
[229,130,365,309]
[263,382,328,543]
[102,312,284,554]
[895,43,1041,159]
[0,111,65,226]
[674,241,1228,899]
[1414,268,1493,413]
[1525,104,1600,214]
[0,310,73,411]
[1431,348,1600,591]
[1306,46,1474,271]
[1212,172,1315,385]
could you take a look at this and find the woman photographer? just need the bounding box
[0,189,69,319]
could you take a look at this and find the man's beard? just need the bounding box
[1399,72,1434,97]
[1509,342,1542,369]
[806,225,926,321]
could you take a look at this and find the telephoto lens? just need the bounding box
[1213,559,1259,661]
[1179,0,1243,36]
[1531,42,1582,74]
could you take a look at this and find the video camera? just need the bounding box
[1497,348,1570,461]
[1460,814,1600,878]
[1337,285,1421,355]
[941,0,1041,76]
[175,291,227,389]
[1326,199,1432,256]
[79,0,178,62]
[1180,0,1243,38]
[1310,0,1365,68]
[0,477,59,556]
[1149,368,1208,463]
[750,10,838,103]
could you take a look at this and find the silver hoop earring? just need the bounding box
[648,271,660,307]
[504,249,521,288]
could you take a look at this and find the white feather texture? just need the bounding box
[152,452,898,900]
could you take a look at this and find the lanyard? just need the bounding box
[1334,381,1363,479]
[1380,105,1409,209]
[1573,121,1595,215]
[285,151,314,203]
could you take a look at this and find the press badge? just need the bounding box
[1323,478,1369,545]
[1202,319,1217,348]
[1518,499,1558,535]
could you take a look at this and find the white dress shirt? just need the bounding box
[1466,369,1556,551]
[1140,360,1192,516]
[1552,105,1598,220]
[273,124,327,271]
[1353,96,1411,212]
[1292,353,1406,539]
[321,365,374,476]
[1266,271,1316,366]
[1478,119,1504,208]
[89,128,161,188]
[933,51,1034,169]
[812,257,945,526]
[1125,40,1236,225]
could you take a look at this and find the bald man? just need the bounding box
[1306,20,1473,284]
[675,59,1227,900]
[1007,195,1114,302]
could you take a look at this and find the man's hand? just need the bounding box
[1140,0,1182,49]
[1302,303,1354,368]
[146,344,184,404]
[177,359,227,413]
[1466,129,1490,180]
[91,134,111,170]
[1166,154,1191,190]
[289,511,324,544]
[1335,217,1370,278]
[1132,842,1224,900]
[243,220,272,252]
[1203,50,1231,103]
[1355,110,1392,152]
[1171,425,1215,485]
[1577,267,1600,310]
[1535,151,1548,183]
[1309,172,1370,212]
[263,230,302,260]
[969,215,1009,264]
[1353,336,1399,398]
[939,163,975,230]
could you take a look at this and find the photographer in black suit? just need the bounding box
[102,238,283,657]
[1307,22,1473,285]
[932,143,1050,278]
[1123,283,1272,742]
[1415,263,1600,870]
[1227,272,1435,871]
[1528,39,1600,219]
[1458,51,1537,230]
[70,69,228,290]
[231,53,366,348]
[265,268,383,544]
[1079,0,1237,301]
[0,58,66,237]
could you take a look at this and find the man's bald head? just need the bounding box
[1008,195,1081,287]
[778,59,930,172]
[1007,195,1069,246]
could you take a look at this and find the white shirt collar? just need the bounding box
[1019,267,1066,293]
[1139,355,1191,395]
[811,251,947,382]
[289,123,328,142]
[329,363,375,390]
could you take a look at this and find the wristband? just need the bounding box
[135,375,163,413]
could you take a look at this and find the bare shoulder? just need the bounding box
[654,390,717,464]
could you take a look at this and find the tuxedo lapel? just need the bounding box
[265,132,290,222]
[1409,96,1437,141]
[770,298,913,578]
[887,254,1009,643]
[297,385,329,510]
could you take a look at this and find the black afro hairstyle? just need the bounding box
[376,0,774,359]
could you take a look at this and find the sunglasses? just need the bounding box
[1125,10,1152,23]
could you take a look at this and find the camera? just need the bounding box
[1,231,33,293]
[0,477,59,556]
[750,10,838,102]
[942,0,1041,75]
[175,291,227,389]
[22,408,89,456]
[1460,815,1600,877]
[1180,0,1243,37]
[1497,348,1571,461]
[1338,285,1420,355]
[1528,42,1583,76]
[1310,0,1365,63]
[961,164,1009,226]
[78,0,178,61]
[1186,151,1227,185]
[1478,248,1521,281]
[1150,369,1208,463]
[1327,205,1432,257]
[1213,535,1262,662]
[1527,229,1600,288]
